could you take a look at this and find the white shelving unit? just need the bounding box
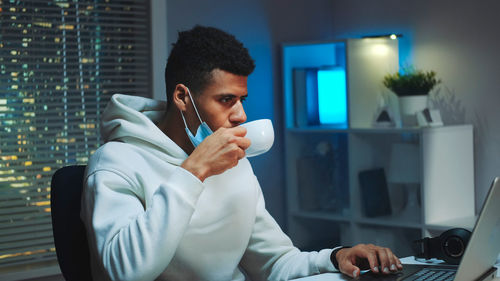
[285,125,475,257]
[282,40,475,257]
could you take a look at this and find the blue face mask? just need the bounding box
[180,87,213,147]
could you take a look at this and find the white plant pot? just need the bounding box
[399,95,428,127]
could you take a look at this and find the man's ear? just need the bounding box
[172,84,190,111]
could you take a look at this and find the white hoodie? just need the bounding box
[81,94,337,281]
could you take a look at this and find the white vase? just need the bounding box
[399,95,428,127]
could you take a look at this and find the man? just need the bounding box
[81,25,402,281]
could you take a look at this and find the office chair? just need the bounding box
[50,165,93,281]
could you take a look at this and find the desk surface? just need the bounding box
[292,256,500,281]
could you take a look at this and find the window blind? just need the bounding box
[0,0,151,267]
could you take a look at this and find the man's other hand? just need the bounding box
[335,244,403,278]
[181,126,250,181]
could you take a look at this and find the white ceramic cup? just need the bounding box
[240,119,274,157]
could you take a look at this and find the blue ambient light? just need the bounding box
[317,68,347,125]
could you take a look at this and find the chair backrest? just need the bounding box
[50,165,93,281]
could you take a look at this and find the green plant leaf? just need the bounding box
[382,68,441,96]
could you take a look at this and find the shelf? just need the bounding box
[425,216,477,231]
[293,211,423,229]
[283,40,475,256]
[287,124,472,134]
[356,216,422,229]
[292,211,352,223]
[287,126,420,134]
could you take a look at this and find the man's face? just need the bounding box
[190,69,248,131]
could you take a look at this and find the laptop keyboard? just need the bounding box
[407,268,456,281]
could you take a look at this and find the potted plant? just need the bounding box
[383,67,441,126]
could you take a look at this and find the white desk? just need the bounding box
[292,256,500,281]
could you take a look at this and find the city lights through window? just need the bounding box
[0,0,151,267]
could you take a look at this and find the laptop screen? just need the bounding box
[454,177,500,280]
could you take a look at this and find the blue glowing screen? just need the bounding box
[317,68,347,125]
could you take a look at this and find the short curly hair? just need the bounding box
[165,25,255,107]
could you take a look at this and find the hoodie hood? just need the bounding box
[100,94,188,163]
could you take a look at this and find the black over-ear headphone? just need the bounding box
[412,228,472,265]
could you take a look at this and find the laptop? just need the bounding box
[357,177,500,281]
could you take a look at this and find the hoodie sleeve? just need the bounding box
[81,166,204,281]
[239,176,338,281]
